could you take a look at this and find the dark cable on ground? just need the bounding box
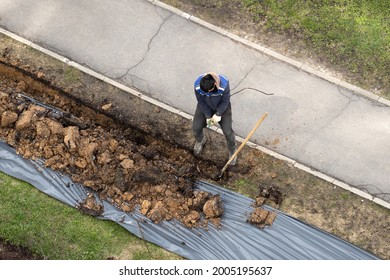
[231,87,274,97]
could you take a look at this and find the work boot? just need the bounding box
[229,147,237,166]
[194,136,207,156]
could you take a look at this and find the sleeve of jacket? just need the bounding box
[216,81,230,116]
[195,89,213,118]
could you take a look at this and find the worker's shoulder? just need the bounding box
[219,75,229,90]
[219,74,229,81]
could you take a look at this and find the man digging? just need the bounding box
[192,72,237,165]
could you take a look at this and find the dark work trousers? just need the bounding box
[192,103,236,154]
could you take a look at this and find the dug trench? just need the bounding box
[0,59,277,230]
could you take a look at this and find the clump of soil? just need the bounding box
[246,185,281,228]
[256,185,283,208]
[203,195,223,218]
[77,193,104,217]
[247,207,277,229]
[0,72,224,229]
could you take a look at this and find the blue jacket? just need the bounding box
[194,74,230,118]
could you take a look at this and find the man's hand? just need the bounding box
[206,118,214,128]
[212,114,221,123]
[206,114,222,127]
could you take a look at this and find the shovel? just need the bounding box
[218,112,268,179]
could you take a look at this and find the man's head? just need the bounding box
[200,74,216,92]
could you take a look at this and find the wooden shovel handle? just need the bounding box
[221,112,268,174]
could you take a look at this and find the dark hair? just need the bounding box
[200,74,216,92]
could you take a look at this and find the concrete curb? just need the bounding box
[1,27,389,211]
[151,0,388,106]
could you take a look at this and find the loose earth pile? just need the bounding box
[0,74,226,229]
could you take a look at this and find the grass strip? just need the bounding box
[244,0,389,95]
[0,172,181,260]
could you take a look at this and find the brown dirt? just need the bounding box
[0,33,389,260]
[247,208,277,228]
[0,67,227,230]
[0,239,41,260]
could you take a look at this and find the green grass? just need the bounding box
[64,65,80,84]
[244,0,390,95]
[0,172,181,260]
[340,191,351,200]
[227,178,258,198]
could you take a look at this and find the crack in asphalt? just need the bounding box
[356,183,390,196]
[325,87,355,122]
[122,75,152,95]
[298,86,358,151]
[115,12,173,82]
[231,63,257,93]
[230,61,274,97]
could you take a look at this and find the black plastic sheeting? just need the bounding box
[0,141,380,260]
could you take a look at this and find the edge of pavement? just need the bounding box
[0,3,389,211]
